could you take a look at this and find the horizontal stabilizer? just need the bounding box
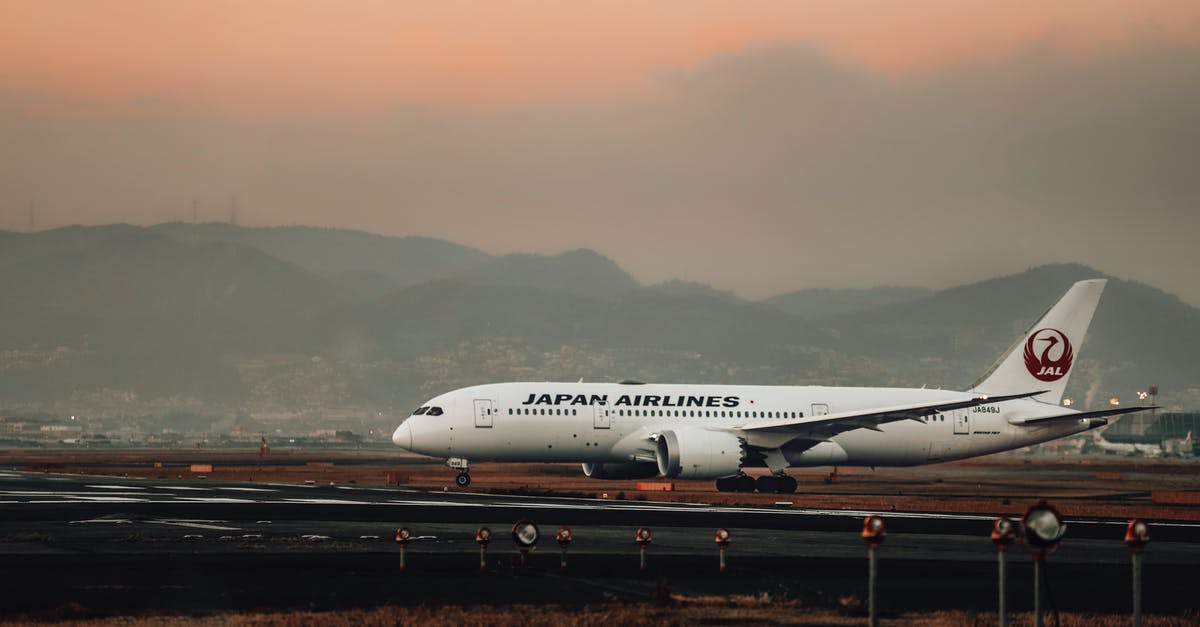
[1008,405,1159,426]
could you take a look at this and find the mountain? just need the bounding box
[0,227,348,401]
[822,263,1200,400]
[454,248,640,300]
[2,225,1196,413]
[762,286,932,319]
[151,222,490,288]
[647,279,741,302]
[319,279,830,384]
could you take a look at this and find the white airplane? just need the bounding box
[393,279,1155,492]
[1090,431,1162,457]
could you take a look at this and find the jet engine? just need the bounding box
[581,462,659,480]
[655,428,744,479]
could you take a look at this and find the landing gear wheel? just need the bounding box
[755,475,778,493]
[777,475,798,494]
[715,476,737,492]
[455,472,471,487]
[735,475,757,493]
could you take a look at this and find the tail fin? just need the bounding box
[971,279,1106,405]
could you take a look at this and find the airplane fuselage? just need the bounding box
[396,381,1098,468]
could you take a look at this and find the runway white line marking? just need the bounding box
[147,520,242,531]
[85,484,147,490]
[282,498,371,505]
[72,496,150,502]
[154,486,209,491]
[220,487,276,492]
[173,497,256,503]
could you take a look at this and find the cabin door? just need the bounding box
[474,399,495,428]
[953,411,970,435]
[593,402,610,429]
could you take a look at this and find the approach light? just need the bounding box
[714,528,731,547]
[556,526,573,547]
[475,526,492,546]
[635,527,653,545]
[1021,501,1066,551]
[394,527,412,545]
[991,516,1016,550]
[862,515,886,548]
[1125,519,1150,551]
[512,519,540,549]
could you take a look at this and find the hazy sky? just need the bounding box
[2,2,1199,303]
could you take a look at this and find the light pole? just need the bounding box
[1125,519,1150,627]
[991,516,1017,627]
[862,515,886,627]
[1021,501,1066,627]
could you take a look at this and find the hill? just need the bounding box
[763,286,931,318]
[454,248,640,301]
[151,222,490,289]
[822,264,1200,402]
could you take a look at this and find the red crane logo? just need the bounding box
[1023,328,1074,382]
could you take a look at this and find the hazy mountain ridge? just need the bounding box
[763,285,932,319]
[151,222,491,288]
[1,226,1197,413]
[453,248,640,301]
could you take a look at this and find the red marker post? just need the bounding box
[862,515,886,627]
[556,526,573,571]
[635,527,652,572]
[395,527,412,572]
[475,526,492,572]
[715,528,731,573]
[1125,519,1150,627]
[991,516,1017,627]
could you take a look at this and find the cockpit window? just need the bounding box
[413,407,428,415]
[426,406,444,416]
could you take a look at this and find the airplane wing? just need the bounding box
[1007,405,1159,425]
[736,391,1045,449]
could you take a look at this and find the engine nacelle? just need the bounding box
[581,462,659,480]
[655,428,744,479]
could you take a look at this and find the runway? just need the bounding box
[1,470,1198,616]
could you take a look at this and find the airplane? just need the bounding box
[392,279,1156,493]
[1090,431,1163,457]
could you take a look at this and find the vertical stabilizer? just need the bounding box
[971,279,1106,405]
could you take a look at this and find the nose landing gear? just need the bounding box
[447,457,471,488]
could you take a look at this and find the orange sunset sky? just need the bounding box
[2,1,1200,304]
[3,1,1198,115]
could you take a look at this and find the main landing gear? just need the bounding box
[715,473,797,494]
[455,472,471,487]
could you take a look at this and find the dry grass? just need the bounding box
[8,601,1197,627]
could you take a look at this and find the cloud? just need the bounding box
[1,38,1198,305]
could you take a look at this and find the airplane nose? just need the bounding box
[392,420,413,450]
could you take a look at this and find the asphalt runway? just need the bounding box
[2,470,1198,617]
